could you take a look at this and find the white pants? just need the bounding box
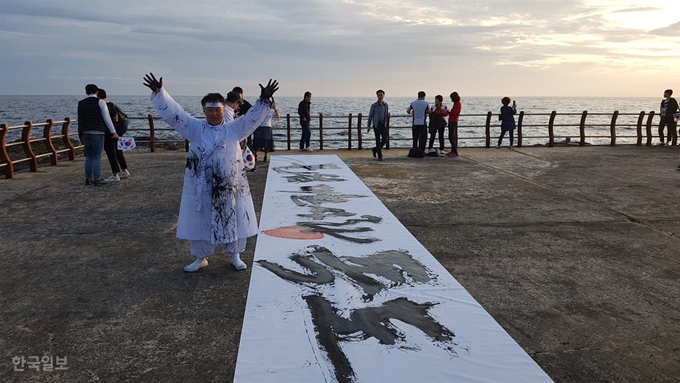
[189,239,247,259]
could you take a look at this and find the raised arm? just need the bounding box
[222,79,279,142]
[143,73,200,141]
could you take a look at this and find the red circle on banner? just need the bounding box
[262,226,324,240]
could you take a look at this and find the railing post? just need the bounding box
[636,111,645,146]
[62,118,76,160]
[385,115,391,149]
[610,111,619,146]
[548,111,556,147]
[0,123,15,178]
[147,114,157,152]
[348,113,353,150]
[645,111,655,146]
[318,113,323,150]
[43,119,58,165]
[22,121,38,171]
[579,111,587,146]
[286,114,291,150]
[357,113,363,150]
[517,111,524,147]
[485,112,492,148]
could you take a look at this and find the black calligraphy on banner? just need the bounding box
[258,246,463,383]
[277,183,383,244]
[272,163,345,183]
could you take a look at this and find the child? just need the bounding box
[497,97,517,148]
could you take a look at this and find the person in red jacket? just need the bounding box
[428,95,449,155]
[447,92,462,157]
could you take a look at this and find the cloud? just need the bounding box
[0,0,678,96]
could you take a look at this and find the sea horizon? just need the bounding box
[0,95,666,148]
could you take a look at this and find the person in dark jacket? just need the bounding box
[98,89,130,182]
[497,97,517,148]
[658,89,679,146]
[77,84,118,186]
[366,89,390,161]
[298,91,313,151]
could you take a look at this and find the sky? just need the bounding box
[0,0,678,97]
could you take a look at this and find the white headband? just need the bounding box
[204,102,224,108]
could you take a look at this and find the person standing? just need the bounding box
[142,73,279,272]
[97,89,130,182]
[77,84,118,186]
[233,86,254,150]
[428,95,449,155]
[224,91,240,121]
[252,102,279,163]
[366,89,390,161]
[298,91,313,151]
[658,89,679,146]
[407,91,429,153]
[447,92,462,157]
[497,97,517,148]
[232,86,252,117]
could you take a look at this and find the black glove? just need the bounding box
[143,73,163,93]
[259,79,279,104]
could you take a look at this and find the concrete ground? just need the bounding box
[1,145,679,383]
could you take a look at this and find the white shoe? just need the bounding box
[439,150,446,155]
[184,258,208,272]
[120,169,130,178]
[104,174,120,182]
[496,145,501,149]
[230,253,247,271]
[306,147,314,152]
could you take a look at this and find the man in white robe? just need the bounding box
[143,73,279,272]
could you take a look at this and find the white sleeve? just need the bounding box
[219,100,271,142]
[150,88,201,141]
[99,99,116,134]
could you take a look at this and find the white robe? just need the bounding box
[151,88,270,244]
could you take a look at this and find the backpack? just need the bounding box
[407,148,424,158]
[108,102,129,135]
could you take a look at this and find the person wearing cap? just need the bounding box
[77,84,119,186]
[143,73,279,273]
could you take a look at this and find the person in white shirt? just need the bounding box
[407,91,430,153]
[143,73,278,273]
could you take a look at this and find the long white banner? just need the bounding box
[234,155,553,383]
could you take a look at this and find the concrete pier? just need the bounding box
[1,146,679,382]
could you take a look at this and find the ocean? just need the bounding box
[0,95,664,148]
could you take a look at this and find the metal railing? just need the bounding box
[134,110,666,151]
[0,110,670,178]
